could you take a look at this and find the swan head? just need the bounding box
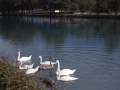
[18,49,20,52]
[49,57,52,60]
[38,56,42,58]
[49,57,54,61]
[56,60,59,64]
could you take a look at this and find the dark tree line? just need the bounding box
[0,0,120,15]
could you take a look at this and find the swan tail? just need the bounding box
[29,63,34,68]
[72,69,76,73]
[28,55,32,60]
[30,55,32,58]
[73,77,78,80]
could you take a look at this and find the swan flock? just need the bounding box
[17,49,78,81]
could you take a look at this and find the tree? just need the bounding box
[61,0,71,10]
[99,0,109,12]
[79,0,87,12]
[52,0,62,10]
[52,0,71,10]
[108,0,120,14]
[0,0,16,14]
[88,0,96,12]
[70,0,79,11]
[71,3,79,11]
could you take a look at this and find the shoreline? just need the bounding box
[0,13,120,19]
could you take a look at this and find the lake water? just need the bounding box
[0,16,120,90]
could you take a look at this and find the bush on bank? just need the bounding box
[0,56,45,90]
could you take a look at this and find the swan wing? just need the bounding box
[19,55,32,61]
[59,69,76,75]
[19,57,30,61]
[26,63,34,69]
[60,76,78,81]
[43,64,54,69]
[42,61,56,64]
[26,68,34,74]
[41,61,52,65]
[26,66,39,74]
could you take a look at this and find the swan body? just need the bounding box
[26,66,39,74]
[38,56,56,65]
[17,49,32,62]
[43,58,54,69]
[19,61,27,70]
[39,58,54,70]
[39,65,47,70]
[26,63,34,69]
[19,61,34,70]
[57,75,78,81]
[56,69,76,76]
[56,60,76,76]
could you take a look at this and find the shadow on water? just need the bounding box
[0,16,120,53]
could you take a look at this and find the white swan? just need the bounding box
[19,61,27,70]
[39,64,47,70]
[38,56,56,65]
[19,61,34,70]
[26,66,39,74]
[26,63,34,69]
[57,75,78,81]
[56,60,76,76]
[17,49,32,62]
[42,58,54,69]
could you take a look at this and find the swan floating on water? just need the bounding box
[26,66,39,74]
[25,63,34,69]
[19,61,34,70]
[39,64,47,70]
[17,49,32,62]
[38,56,56,65]
[39,57,55,70]
[42,57,54,69]
[57,75,78,81]
[56,60,76,76]
[19,61,27,70]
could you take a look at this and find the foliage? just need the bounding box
[108,0,120,14]
[71,3,79,10]
[0,0,120,14]
[0,56,45,90]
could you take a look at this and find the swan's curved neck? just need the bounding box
[36,66,39,71]
[39,57,42,64]
[50,59,52,66]
[18,51,20,61]
[57,75,60,80]
[57,61,60,71]
[19,61,22,69]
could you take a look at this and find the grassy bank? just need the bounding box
[0,56,45,90]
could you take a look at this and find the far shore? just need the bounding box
[0,12,120,19]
